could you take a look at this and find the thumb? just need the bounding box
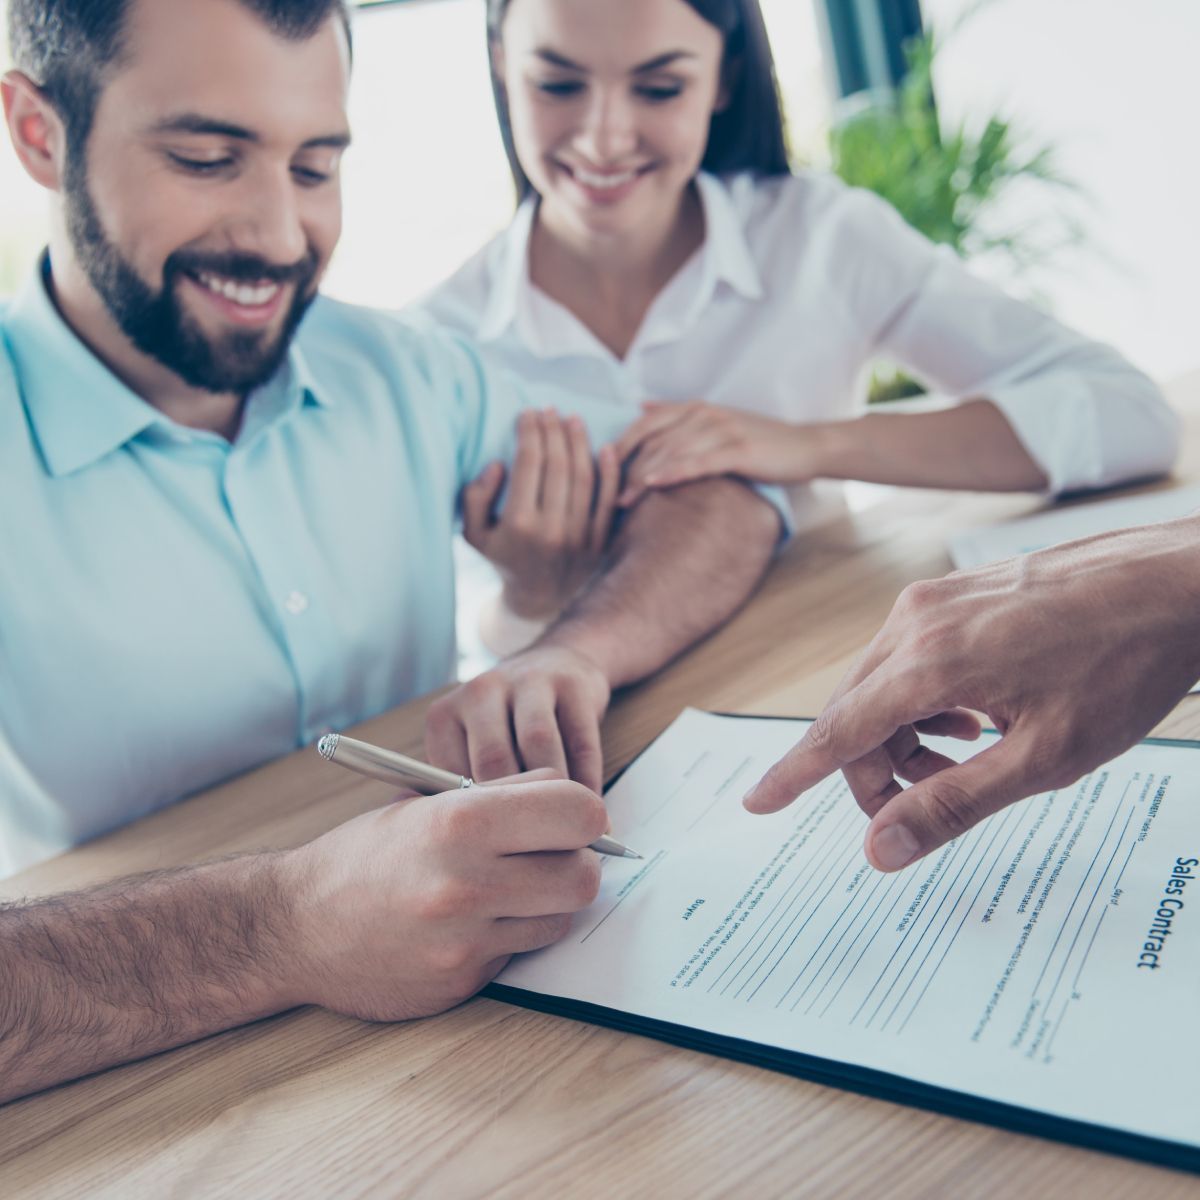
[462,462,505,547]
[864,735,1043,871]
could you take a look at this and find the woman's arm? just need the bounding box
[617,185,1178,502]
[615,396,1047,503]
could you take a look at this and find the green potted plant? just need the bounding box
[828,15,1086,401]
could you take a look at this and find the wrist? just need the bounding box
[1155,516,1200,678]
[480,589,552,657]
[266,846,325,1010]
[797,420,855,481]
[500,576,568,621]
[534,624,621,689]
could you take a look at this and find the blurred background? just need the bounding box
[2,0,1196,383]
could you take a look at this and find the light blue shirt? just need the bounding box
[0,264,643,874]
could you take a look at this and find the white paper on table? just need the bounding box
[947,484,1200,570]
[493,709,1200,1169]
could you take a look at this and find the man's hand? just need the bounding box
[425,645,611,794]
[744,517,1200,871]
[0,771,606,1104]
[615,400,813,506]
[462,409,620,620]
[432,472,780,798]
[283,774,606,1022]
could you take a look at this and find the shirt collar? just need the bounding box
[4,258,328,478]
[691,171,764,304]
[477,196,537,344]
[475,172,764,349]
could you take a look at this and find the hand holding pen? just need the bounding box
[317,733,642,859]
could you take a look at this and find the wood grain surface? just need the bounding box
[3,372,1199,1199]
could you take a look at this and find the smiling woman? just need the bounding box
[318,0,827,308]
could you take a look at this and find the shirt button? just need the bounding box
[285,590,309,615]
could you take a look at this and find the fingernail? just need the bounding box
[872,824,920,870]
[744,782,775,811]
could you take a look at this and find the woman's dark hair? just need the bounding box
[485,0,790,202]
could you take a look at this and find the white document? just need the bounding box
[496,710,1200,1161]
[947,484,1200,570]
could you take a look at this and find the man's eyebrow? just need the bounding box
[532,48,697,73]
[301,133,352,151]
[148,114,351,149]
[149,114,259,140]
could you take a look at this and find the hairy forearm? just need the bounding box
[0,853,299,1104]
[810,399,1048,491]
[542,479,780,687]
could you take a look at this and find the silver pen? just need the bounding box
[316,732,643,859]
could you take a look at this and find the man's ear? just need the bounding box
[1,70,66,192]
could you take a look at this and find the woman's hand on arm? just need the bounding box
[462,408,621,628]
[615,401,817,506]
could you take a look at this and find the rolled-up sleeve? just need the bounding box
[985,354,1179,494]
[838,188,1180,494]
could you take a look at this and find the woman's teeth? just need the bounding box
[571,166,638,189]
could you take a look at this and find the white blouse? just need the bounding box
[417,170,1178,501]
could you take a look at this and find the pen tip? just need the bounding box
[627,850,644,860]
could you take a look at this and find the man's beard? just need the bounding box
[62,154,320,395]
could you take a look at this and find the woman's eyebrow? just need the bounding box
[631,51,697,73]
[531,48,697,73]
[533,47,584,70]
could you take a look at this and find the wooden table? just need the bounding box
[4,373,1200,1200]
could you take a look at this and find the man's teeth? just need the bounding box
[196,272,280,307]
[572,166,637,189]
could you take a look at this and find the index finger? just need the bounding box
[465,779,610,855]
[513,679,570,780]
[743,664,948,814]
[508,409,546,513]
[565,415,597,534]
[612,404,690,464]
[739,631,895,812]
[539,409,572,519]
[555,679,604,795]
